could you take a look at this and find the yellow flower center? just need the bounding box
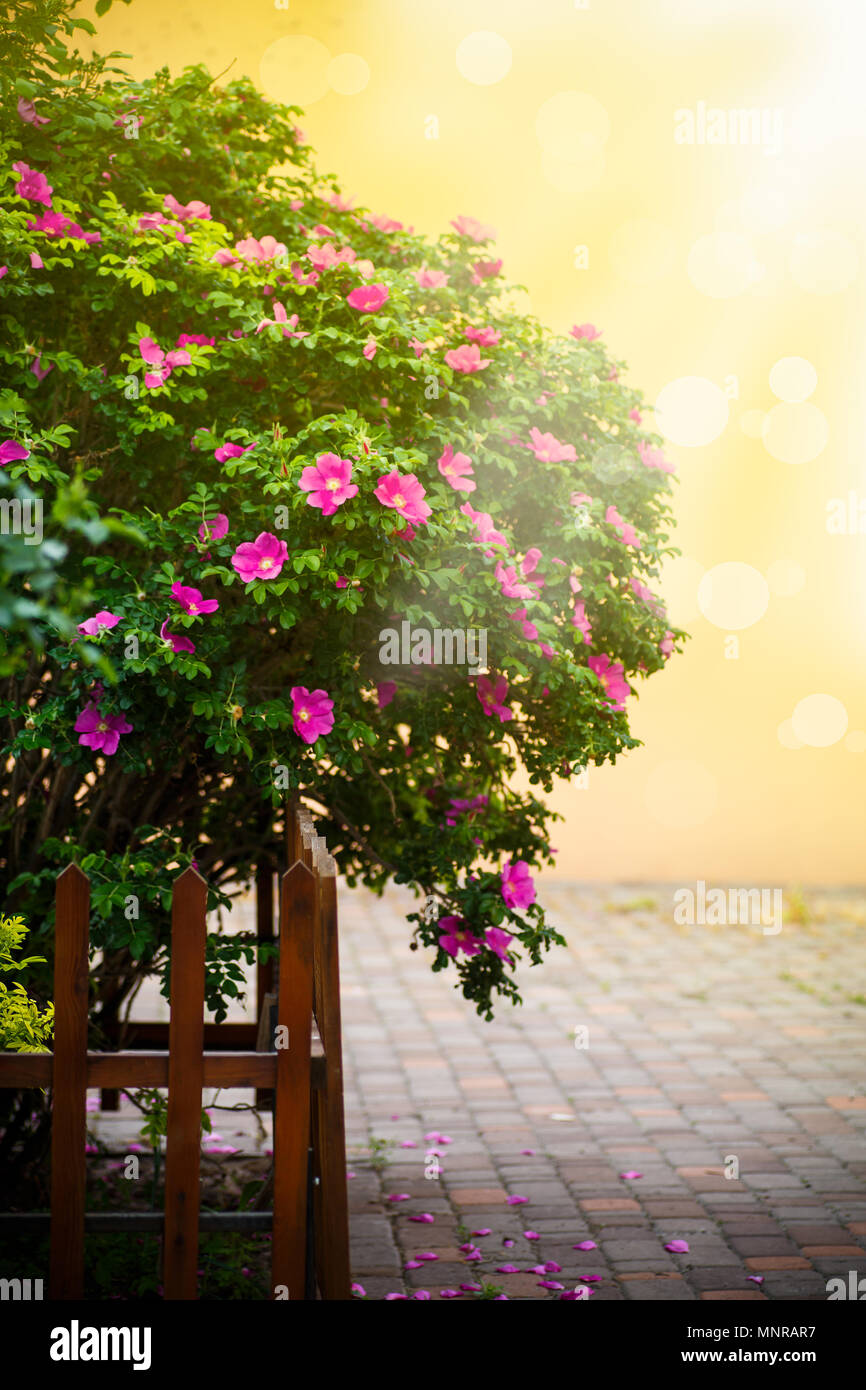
[260,557,272,570]
[189,603,198,613]
[393,493,405,507]
[97,722,108,732]
[298,709,310,722]
[326,478,340,490]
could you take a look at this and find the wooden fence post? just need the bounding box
[49,862,90,1300]
[271,861,313,1301]
[163,866,207,1299]
[312,853,352,1299]
[255,858,275,1109]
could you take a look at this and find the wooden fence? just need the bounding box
[0,807,351,1301]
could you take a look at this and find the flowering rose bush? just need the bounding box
[1,0,683,1024]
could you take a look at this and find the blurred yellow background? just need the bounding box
[83,0,866,884]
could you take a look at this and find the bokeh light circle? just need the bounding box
[654,376,729,447]
[790,694,848,748]
[762,402,828,464]
[259,35,332,107]
[456,31,512,86]
[769,357,817,403]
[697,562,769,630]
[327,53,370,95]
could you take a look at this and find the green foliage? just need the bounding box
[0,0,685,1017]
[0,912,54,1051]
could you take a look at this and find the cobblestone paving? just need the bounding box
[340,883,866,1301]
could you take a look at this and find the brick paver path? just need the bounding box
[340,883,866,1301]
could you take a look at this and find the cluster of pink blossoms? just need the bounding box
[12,161,100,247]
[437,916,514,964]
[435,858,535,962]
[138,336,191,390]
[72,624,132,755]
[137,194,211,242]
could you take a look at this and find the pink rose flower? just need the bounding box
[231,532,289,582]
[171,582,219,616]
[588,653,630,711]
[0,440,31,467]
[450,215,497,242]
[215,440,257,464]
[460,503,507,549]
[437,445,476,494]
[374,471,432,524]
[501,860,536,910]
[377,682,397,710]
[638,439,676,475]
[437,916,482,958]
[444,343,490,374]
[17,98,50,126]
[138,336,191,389]
[484,926,513,962]
[290,686,334,744]
[476,674,513,722]
[307,241,355,271]
[198,514,229,542]
[346,283,389,313]
[605,504,639,548]
[298,452,358,516]
[159,619,195,654]
[570,323,601,340]
[234,234,287,262]
[472,258,502,280]
[12,162,53,207]
[465,325,501,346]
[77,610,121,637]
[528,427,576,463]
[571,600,592,645]
[415,267,449,289]
[74,705,133,756]
[163,194,211,221]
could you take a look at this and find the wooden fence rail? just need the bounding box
[0,807,351,1301]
